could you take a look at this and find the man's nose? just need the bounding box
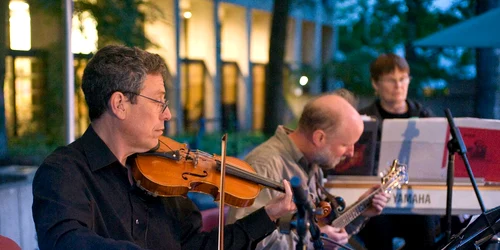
[162,107,172,121]
[346,145,355,157]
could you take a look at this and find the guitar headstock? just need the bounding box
[379,159,409,194]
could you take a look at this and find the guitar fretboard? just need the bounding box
[329,160,406,230]
[331,189,379,228]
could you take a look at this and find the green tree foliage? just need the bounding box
[172,131,267,158]
[331,0,476,97]
[74,0,163,48]
[30,0,163,49]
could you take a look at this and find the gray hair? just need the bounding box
[81,45,167,121]
[297,89,357,137]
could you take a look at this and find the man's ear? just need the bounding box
[311,129,327,147]
[109,92,127,119]
[371,79,379,92]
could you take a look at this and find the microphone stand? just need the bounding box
[289,176,354,250]
[291,176,314,250]
[442,108,490,248]
[278,212,354,250]
[296,205,308,250]
[307,205,324,250]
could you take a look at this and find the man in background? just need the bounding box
[227,90,389,249]
[357,53,439,250]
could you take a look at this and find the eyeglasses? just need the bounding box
[379,76,412,85]
[128,92,169,113]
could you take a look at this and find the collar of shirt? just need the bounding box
[275,125,313,177]
[81,125,121,172]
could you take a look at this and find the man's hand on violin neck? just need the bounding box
[264,180,296,222]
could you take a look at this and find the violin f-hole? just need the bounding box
[181,171,208,180]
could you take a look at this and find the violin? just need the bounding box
[130,135,285,208]
[130,135,342,220]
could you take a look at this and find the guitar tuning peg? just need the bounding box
[378,171,385,178]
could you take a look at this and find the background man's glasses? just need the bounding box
[128,92,169,113]
[379,76,411,85]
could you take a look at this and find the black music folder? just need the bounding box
[326,119,378,176]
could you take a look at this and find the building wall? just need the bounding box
[250,10,271,64]
[6,0,338,137]
[220,3,250,129]
[30,6,62,49]
[146,0,179,134]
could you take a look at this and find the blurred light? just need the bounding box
[423,87,433,97]
[183,11,192,19]
[9,0,31,50]
[9,0,28,10]
[293,87,303,97]
[299,76,308,86]
[72,11,98,54]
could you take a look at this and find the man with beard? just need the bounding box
[226,90,389,249]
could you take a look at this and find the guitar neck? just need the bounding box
[331,187,382,229]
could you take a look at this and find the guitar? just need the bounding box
[323,159,409,228]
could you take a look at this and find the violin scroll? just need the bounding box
[332,196,346,213]
[315,201,332,219]
[314,195,346,220]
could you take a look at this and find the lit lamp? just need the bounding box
[9,0,31,51]
[183,11,192,19]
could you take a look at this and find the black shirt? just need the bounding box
[358,99,435,174]
[32,126,276,250]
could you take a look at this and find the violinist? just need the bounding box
[31,44,296,250]
[226,90,390,249]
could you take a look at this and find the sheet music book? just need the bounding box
[378,117,500,183]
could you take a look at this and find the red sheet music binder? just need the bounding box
[326,119,378,176]
[444,125,500,183]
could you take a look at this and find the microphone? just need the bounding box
[290,176,311,212]
[290,176,352,250]
[290,176,311,249]
[291,176,330,250]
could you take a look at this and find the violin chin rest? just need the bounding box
[148,141,161,152]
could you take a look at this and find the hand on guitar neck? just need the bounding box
[318,159,408,244]
[316,185,389,238]
[357,184,390,218]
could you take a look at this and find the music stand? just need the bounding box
[441,109,499,249]
[441,206,500,249]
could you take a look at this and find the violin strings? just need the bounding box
[223,163,284,191]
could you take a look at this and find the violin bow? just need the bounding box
[218,133,228,250]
